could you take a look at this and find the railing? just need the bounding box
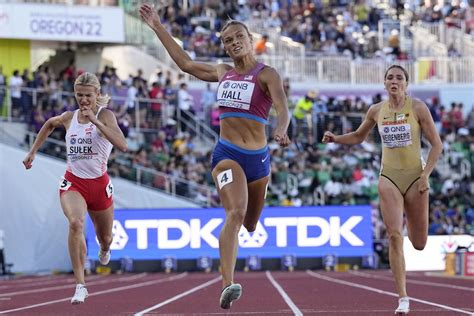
[410,26,448,58]
[0,86,218,147]
[185,55,474,84]
[120,10,473,85]
[0,0,119,5]
[21,131,214,206]
[416,21,474,56]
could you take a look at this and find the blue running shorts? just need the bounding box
[211,138,270,183]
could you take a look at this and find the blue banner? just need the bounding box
[86,206,373,260]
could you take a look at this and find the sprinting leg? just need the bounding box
[378,178,409,313]
[60,191,89,304]
[243,176,269,232]
[88,205,114,265]
[212,160,247,308]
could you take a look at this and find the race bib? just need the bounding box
[217,169,233,190]
[380,123,412,148]
[59,177,72,191]
[106,180,114,198]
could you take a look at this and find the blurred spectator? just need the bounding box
[293,90,316,139]
[177,82,195,131]
[255,34,269,55]
[10,70,23,118]
[0,66,5,111]
[148,81,164,129]
[210,103,220,135]
[201,83,216,123]
[428,97,442,133]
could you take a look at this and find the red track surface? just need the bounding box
[0,270,473,315]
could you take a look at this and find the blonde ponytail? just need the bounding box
[97,94,111,107]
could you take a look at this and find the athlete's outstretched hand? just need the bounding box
[139,3,162,29]
[23,152,35,169]
[322,131,336,143]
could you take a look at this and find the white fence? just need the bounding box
[187,56,474,84]
[417,21,474,56]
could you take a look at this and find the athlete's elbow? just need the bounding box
[179,61,193,74]
[350,133,364,145]
[118,142,128,153]
[433,142,443,156]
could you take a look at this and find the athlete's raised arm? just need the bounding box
[139,3,231,82]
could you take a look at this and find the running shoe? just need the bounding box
[395,297,410,314]
[219,283,242,309]
[98,249,111,265]
[71,284,88,304]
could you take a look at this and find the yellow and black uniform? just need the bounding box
[377,96,424,195]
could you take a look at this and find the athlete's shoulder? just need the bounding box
[216,63,234,81]
[59,110,75,122]
[410,97,427,108]
[368,101,384,112]
[366,101,383,120]
[258,65,281,82]
[97,107,117,121]
[410,97,431,120]
[369,100,386,110]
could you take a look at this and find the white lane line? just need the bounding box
[349,270,474,291]
[0,274,105,290]
[0,273,146,297]
[134,276,221,315]
[0,273,187,314]
[307,270,473,315]
[265,271,303,316]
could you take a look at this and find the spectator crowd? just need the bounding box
[1,60,472,241]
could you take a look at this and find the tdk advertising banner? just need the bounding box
[86,206,372,260]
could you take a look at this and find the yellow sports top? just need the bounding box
[377,96,423,170]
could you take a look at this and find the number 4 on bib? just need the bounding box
[217,169,233,190]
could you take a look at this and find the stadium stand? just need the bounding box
[0,0,472,261]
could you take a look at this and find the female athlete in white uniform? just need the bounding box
[23,72,127,304]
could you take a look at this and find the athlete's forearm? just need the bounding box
[151,23,192,72]
[275,108,290,133]
[29,120,55,154]
[334,132,364,145]
[421,143,443,178]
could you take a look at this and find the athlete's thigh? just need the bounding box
[244,176,269,224]
[378,177,405,234]
[60,191,87,221]
[88,204,114,236]
[403,179,429,242]
[212,159,248,211]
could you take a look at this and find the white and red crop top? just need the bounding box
[65,107,113,179]
[216,62,272,124]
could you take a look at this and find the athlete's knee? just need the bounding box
[388,230,403,244]
[226,208,246,226]
[69,218,85,233]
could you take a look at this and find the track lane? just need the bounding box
[146,271,300,315]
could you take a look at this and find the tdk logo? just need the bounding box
[109,216,364,250]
